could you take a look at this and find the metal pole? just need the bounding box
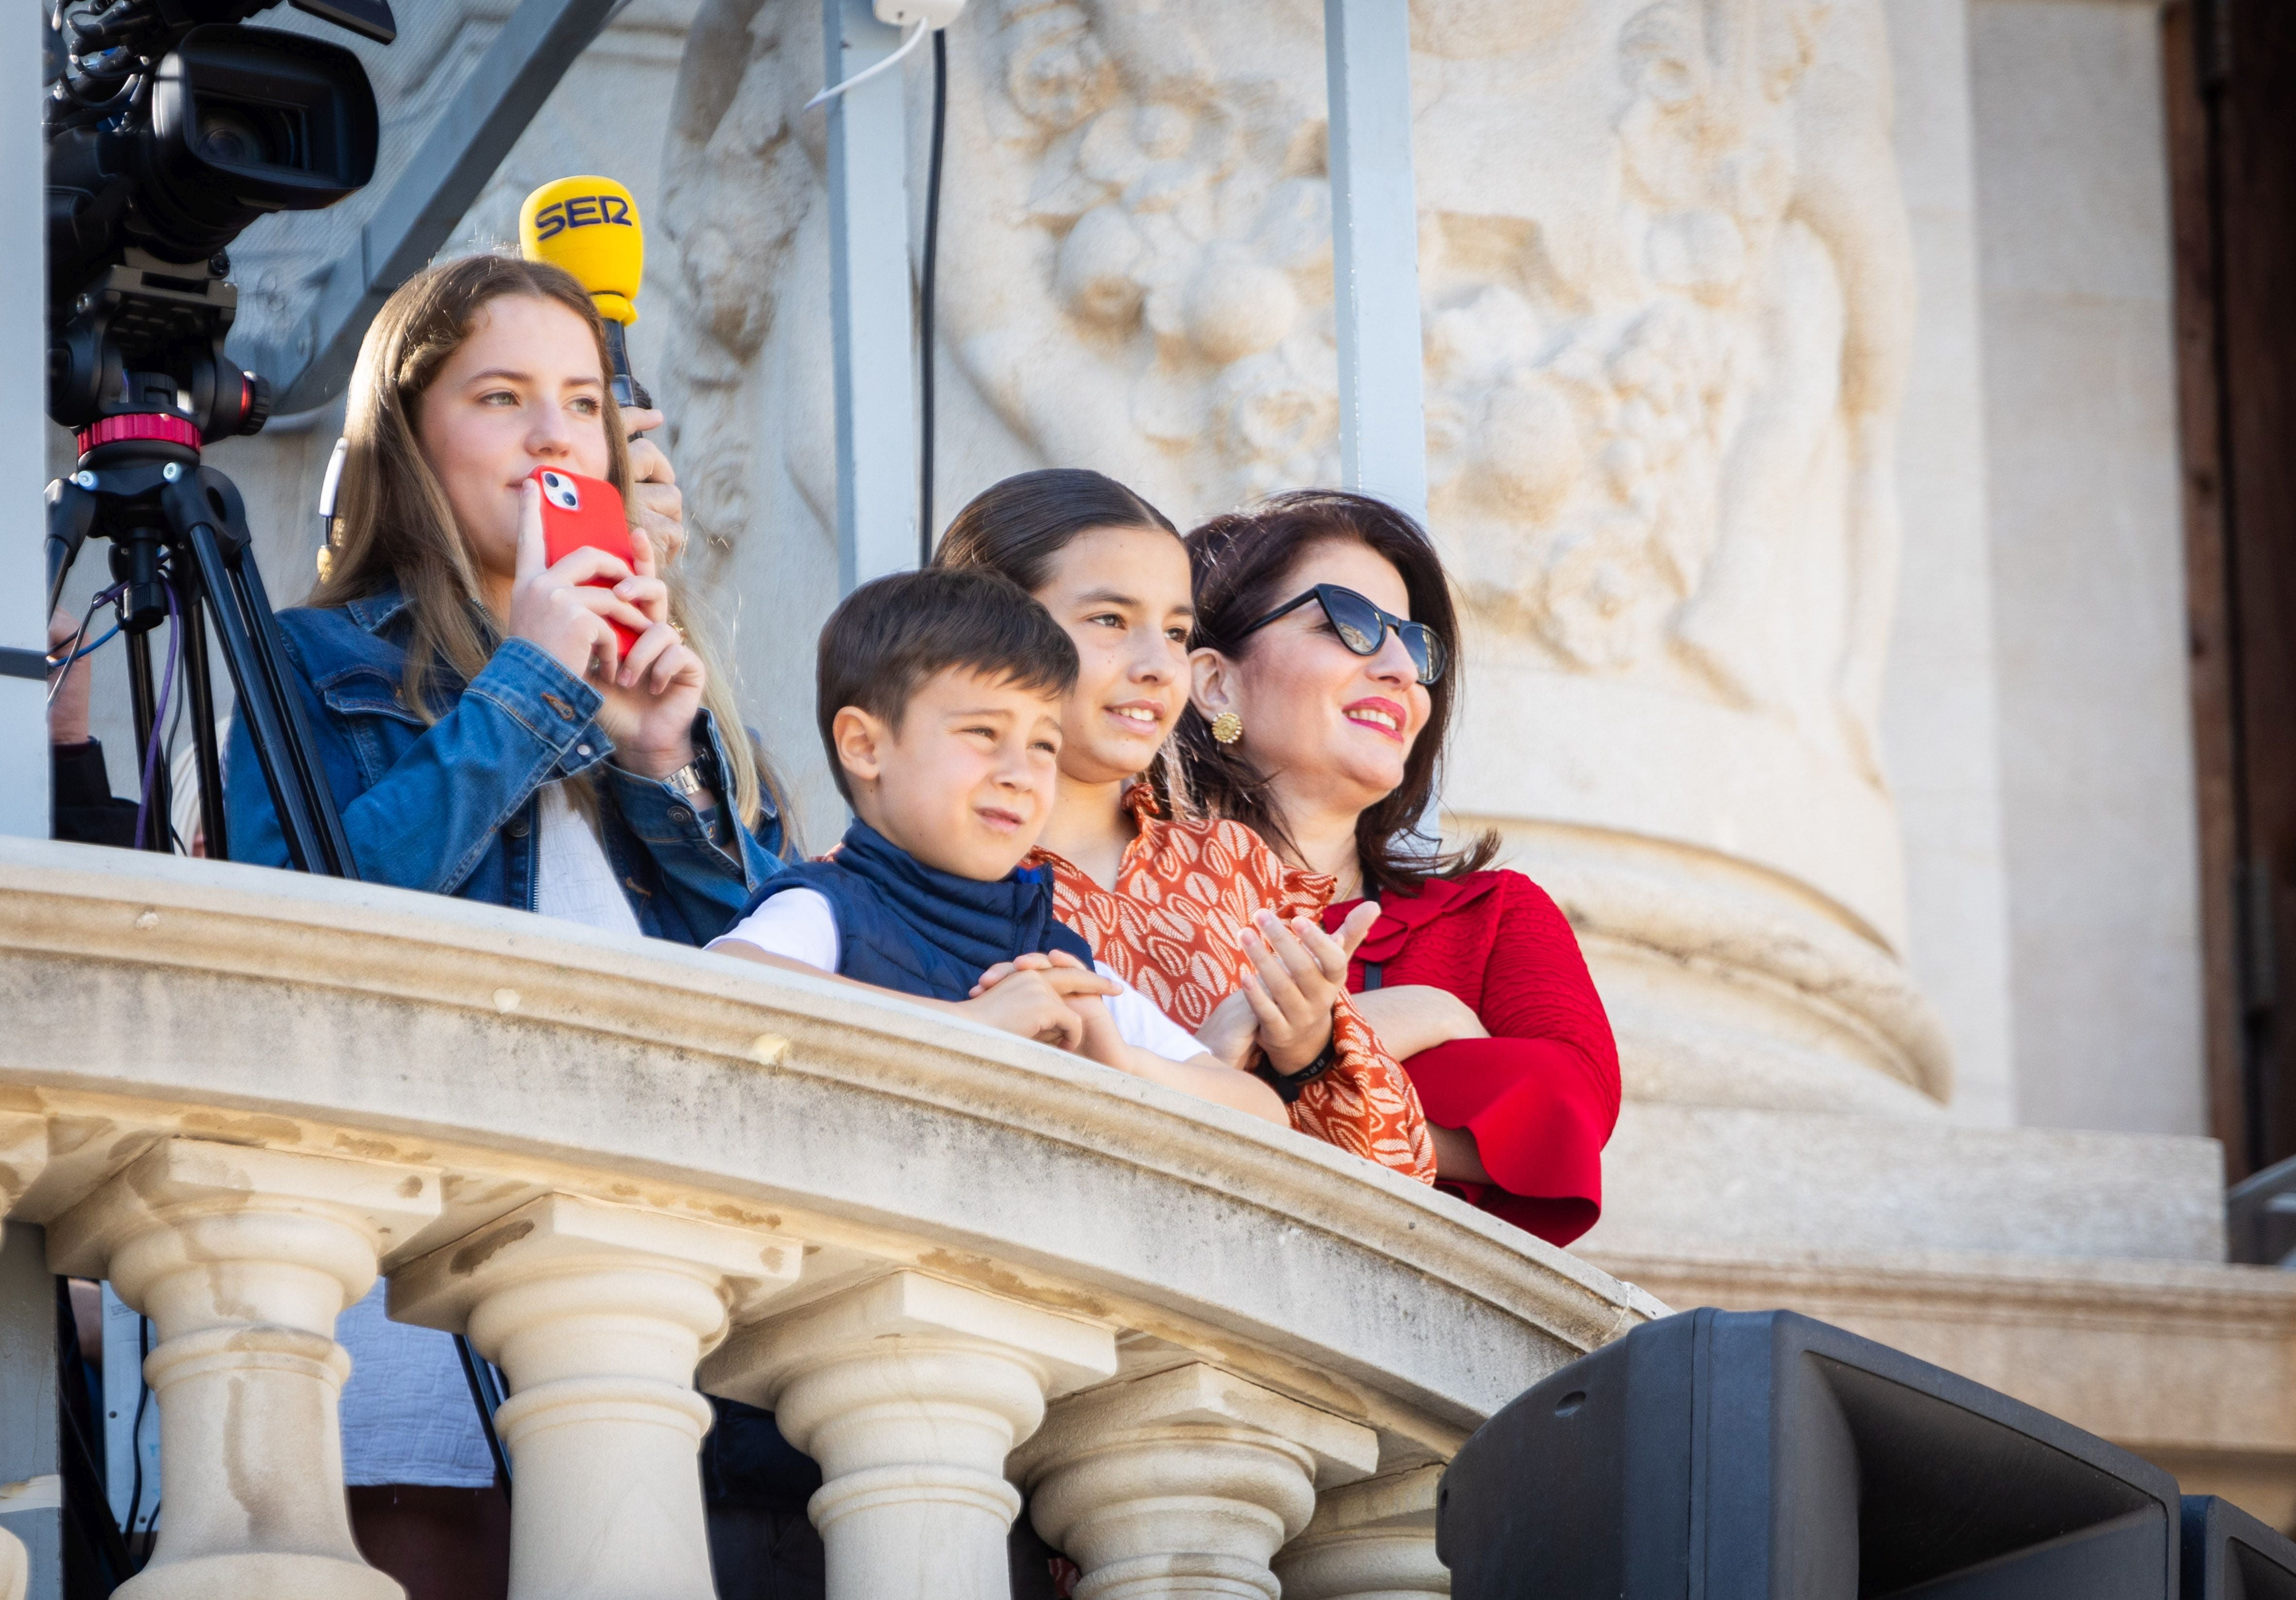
[1323,0,1429,525]
[0,0,51,838]
[824,0,919,593]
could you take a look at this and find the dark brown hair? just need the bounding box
[816,567,1080,803]
[1179,490,1499,894]
[933,469,1179,585]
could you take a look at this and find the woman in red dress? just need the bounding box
[1179,492,1620,1246]
[934,471,1436,1183]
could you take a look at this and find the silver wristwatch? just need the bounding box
[661,759,713,800]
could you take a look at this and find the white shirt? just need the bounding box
[532,781,642,935]
[713,888,1207,1063]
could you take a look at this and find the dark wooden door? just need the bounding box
[2168,0,2296,1185]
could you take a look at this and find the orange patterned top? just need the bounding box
[1028,786,1437,1185]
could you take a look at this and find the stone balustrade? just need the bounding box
[0,839,1664,1600]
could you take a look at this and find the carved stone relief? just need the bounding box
[657,0,1913,788]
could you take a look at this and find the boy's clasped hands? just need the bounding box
[967,951,1129,1057]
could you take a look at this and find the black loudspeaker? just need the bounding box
[2185,1495,2296,1599]
[1438,1308,2181,1600]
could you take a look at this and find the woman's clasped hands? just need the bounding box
[1196,900,1382,1074]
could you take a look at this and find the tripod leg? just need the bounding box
[217,527,356,872]
[176,581,229,862]
[219,534,355,871]
[161,472,355,878]
[121,626,170,853]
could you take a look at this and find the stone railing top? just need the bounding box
[0,838,1662,1468]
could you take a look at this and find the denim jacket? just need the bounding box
[226,587,783,944]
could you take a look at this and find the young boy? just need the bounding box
[712,568,1284,1125]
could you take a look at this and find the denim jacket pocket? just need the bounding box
[317,667,427,788]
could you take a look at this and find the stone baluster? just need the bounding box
[1272,1464,1448,1599]
[701,1270,1118,1600]
[45,1138,441,1600]
[1011,1362,1382,1600]
[391,1192,800,1600]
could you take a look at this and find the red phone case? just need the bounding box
[532,465,641,656]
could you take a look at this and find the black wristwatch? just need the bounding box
[1252,1038,1341,1105]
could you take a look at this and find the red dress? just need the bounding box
[1322,871,1619,1246]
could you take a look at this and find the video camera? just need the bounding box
[45,0,396,441]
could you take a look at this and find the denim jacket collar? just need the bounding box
[343,587,414,633]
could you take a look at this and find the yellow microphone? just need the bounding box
[520,175,651,413]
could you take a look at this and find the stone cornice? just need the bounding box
[1584,1242,2296,1334]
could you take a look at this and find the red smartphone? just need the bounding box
[532,465,641,657]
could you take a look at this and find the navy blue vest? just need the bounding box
[741,819,1095,1001]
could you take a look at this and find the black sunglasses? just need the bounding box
[1234,583,1449,685]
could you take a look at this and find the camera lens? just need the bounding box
[195,105,287,168]
[130,27,380,259]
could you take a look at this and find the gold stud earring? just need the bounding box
[1211,711,1243,746]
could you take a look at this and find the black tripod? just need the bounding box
[44,415,520,1495]
[46,418,352,870]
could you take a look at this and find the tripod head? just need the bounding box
[50,247,273,449]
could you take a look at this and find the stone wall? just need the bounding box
[0,837,1665,1596]
[1969,0,2208,1139]
[1877,0,2018,1128]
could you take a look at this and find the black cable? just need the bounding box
[126,1313,151,1550]
[45,592,101,708]
[918,24,947,566]
[455,1334,514,1501]
[163,599,191,854]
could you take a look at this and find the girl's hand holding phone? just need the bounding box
[507,478,647,678]
[509,477,708,781]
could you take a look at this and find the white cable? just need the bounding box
[804,18,927,112]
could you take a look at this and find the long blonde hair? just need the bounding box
[313,253,765,828]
